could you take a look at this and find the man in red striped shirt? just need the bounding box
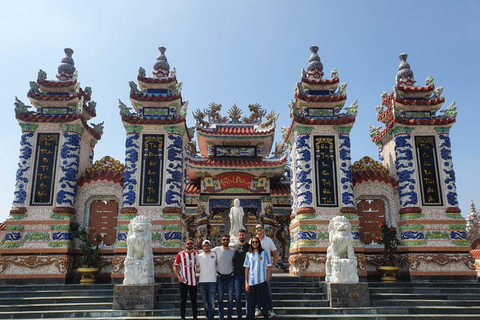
[173,237,198,320]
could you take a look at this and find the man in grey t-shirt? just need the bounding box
[212,235,235,320]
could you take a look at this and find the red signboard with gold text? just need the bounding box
[218,173,253,190]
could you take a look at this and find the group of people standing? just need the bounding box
[173,224,278,320]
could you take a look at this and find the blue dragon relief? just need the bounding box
[123,134,139,206]
[338,135,355,206]
[439,135,458,206]
[295,135,313,207]
[13,132,34,206]
[395,135,418,207]
[165,135,183,207]
[56,133,81,206]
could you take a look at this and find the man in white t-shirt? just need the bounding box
[252,224,278,317]
[197,240,217,320]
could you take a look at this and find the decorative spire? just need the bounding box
[395,53,415,86]
[57,48,76,81]
[306,45,324,80]
[153,46,170,78]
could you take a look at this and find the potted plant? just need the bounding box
[70,222,102,284]
[375,221,401,282]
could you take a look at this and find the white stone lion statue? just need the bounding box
[325,215,358,283]
[123,215,155,285]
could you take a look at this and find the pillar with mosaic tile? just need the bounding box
[369,53,475,280]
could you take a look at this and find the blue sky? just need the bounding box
[0,1,479,223]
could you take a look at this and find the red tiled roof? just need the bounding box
[187,157,287,168]
[138,76,176,83]
[121,116,186,125]
[352,156,397,188]
[130,93,181,102]
[37,78,77,87]
[0,222,5,231]
[196,126,275,136]
[16,113,81,122]
[470,250,480,258]
[394,97,445,106]
[293,116,355,125]
[397,85,434,92]
[78,156,124,187]
[80,118,102,140]
[27,92,78,101]
[186,182,201,195]
[371,117,456,143]
[270,183,290,196]
[295,93,346,102]
[301,78,340,85]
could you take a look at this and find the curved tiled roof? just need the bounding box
[121,115,186,125]
[80,118,102,140]
[138,76,176,83]
[371,117,456,143]
[394,97,445,106]
[196,126,275,136]
[352,156,397,188]
[187,157,287,168]
[27,91,78,101]
[129,93,181,102]
[78,156,124,187]
[0,222,5,231]
[396,85,434,92]
[295,93,346,102]
[301,77,339,85]
[293,116,355,126]
[16,113,81,122]
[271,183,291,196]
[37,78,77,87]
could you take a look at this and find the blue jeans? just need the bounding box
[199,282,216,320]
[217,275,234,319]
[234,274,249,319]
[256,280,273,312]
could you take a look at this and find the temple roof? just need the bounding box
[370,53,457,143]
[289,46,357,125]
[352,156,397,188]
[78,156,124,187]
[186,155,287,180]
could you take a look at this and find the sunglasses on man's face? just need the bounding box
[256,227,263,230]
[186,243,194,246]
[222,239,229,242]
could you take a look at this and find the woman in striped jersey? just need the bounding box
[244,236,272,319]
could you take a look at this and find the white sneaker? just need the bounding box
[255,309,261,317]
[269,310,277,318]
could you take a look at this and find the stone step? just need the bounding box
[370,287,480,294]
[155,299,330,309]
[3,306,480,319]
[371,299,480,307]
[370,292,480,300]
[0,290,113,298]
[368,281,479,287]
[0,302,112,312]
[0,284,114,292]
[157,292,326,300]
[0,296,113,306]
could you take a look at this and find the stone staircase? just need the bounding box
[1,277,480,319]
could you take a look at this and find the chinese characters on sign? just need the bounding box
[31,133,59,205]
[314,136,338,207]
[415,136,443,206]
[140,134,164,206]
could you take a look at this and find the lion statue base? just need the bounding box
[325,215,358,284]
[123,215,155,285]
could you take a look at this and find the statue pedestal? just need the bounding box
[113,284,160,310]
[324,282,370,308]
